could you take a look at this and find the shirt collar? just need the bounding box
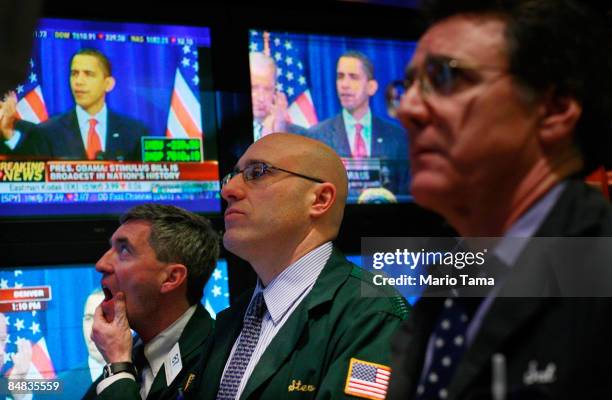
[495,181,566,266]
[342,108,371,128]
[142,305,196,379]
[254,242,333,325]
[76,104,107,127]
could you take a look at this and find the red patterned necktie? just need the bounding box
[353,123,367,158]
[86,118,101,160]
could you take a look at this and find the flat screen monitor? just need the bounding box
[0,260,229,398]
[0,18,221,218]
[247,29,416,204]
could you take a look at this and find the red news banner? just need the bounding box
[45,161,219,182]
[0,286,52,313]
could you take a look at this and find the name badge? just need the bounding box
[164,342,183,386]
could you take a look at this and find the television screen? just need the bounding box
[0,260,229,398]
[248,29,416,204]
[0,18,221,218]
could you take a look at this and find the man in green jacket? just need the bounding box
[83,204,219,400]
[202,133,409,399]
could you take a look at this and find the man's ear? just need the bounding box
[160,264,188,294]
[104,76,116,93]
[309,182,336,218]
[367,79,379,97]
[538,94,582,146]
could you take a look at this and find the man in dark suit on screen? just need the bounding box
[387,1,612,399]
[308,50,409,199]
[23,48,148,161]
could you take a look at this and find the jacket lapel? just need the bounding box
[370,116,385,158]
[146,304,213,399]
[240,248,352,399]
[105,111,122,160]
[64,110,87,158]
[203,293,252,396]
[332,115,352,157]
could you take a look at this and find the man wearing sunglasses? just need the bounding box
[200,133,409,399]
[388,0,612,399]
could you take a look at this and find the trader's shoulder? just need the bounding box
[338,261,410,321]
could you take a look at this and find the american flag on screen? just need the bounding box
[166,44,203,139]
[0,269,56,379]
[344,358,390,400]
[249,30,318,128]
[202,262,230,319]
[14,57,49,123]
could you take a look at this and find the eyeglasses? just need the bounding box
[222,161,325,187]
[386,54,508,109]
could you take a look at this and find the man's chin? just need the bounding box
[223,231,252,259]
[410,173,455,211]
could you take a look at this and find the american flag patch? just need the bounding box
[344,358,391,400]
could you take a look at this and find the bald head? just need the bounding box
[255,133,348,236]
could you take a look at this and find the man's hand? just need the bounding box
[8,338,32,379]
[0,92,18,141]
[91,291,133,363]
[262,91,289,135]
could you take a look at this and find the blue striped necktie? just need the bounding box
[216,292,266,400]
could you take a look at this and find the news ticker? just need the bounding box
[0,161,218,183]
[0,286,52,313]
[37,28,201,48]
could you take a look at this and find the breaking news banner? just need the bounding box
[360,237,612,299]
[0,160,220,207]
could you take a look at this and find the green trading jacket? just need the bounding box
[199,247,410,399]
[82,303,213,400]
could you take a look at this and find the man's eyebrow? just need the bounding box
[110,237,130,248]
[236,159,268,169]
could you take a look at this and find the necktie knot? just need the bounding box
[247,291,266,319]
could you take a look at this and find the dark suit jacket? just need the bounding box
[388,180,612,400]
[0,119,37,156]
[198,248,410,399]
[307,113,410,196]
[82,304,213,400]
[21,108,148,161]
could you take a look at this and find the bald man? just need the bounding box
[200,133,409,399]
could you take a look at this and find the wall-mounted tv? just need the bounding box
[0,18,220,218]
[247,29,416,204]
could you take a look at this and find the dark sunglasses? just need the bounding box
[222,161,324,187]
